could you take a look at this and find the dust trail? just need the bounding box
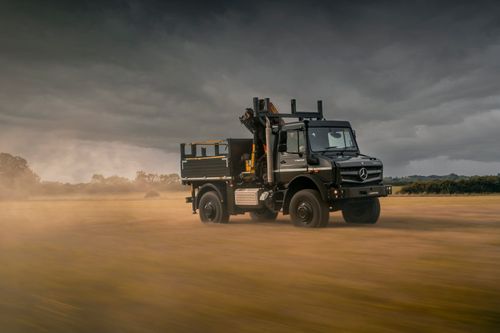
[1,193,499,332]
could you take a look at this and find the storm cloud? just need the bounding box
[1,1,500,181]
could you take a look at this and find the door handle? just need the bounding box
[280,160,286,164]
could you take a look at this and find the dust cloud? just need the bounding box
[1,192,500,332]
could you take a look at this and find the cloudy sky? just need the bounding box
[1,1,500,182]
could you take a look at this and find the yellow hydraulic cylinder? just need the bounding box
[246,144,256,172]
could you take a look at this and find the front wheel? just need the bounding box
[342,198,380,224]
[289,189,330,228]
[198,191,229,224]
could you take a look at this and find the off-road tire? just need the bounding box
[289,189,330,228]
[342,197,380,224]
[198,191,229,224]
[249,208,278,222]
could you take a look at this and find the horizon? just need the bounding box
[2,150,498,184]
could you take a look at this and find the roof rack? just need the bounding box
[254,97,324,121]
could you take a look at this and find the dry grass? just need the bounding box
[1,193,500,332]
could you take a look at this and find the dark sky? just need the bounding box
[1,1,500,181]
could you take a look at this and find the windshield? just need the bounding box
[308,127,357,152]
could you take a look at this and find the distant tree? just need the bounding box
[104,175,130,185]
[133,171,182,191]
[135,171,165,185]
[0,153,40,198]
[135,171,148,185]
[91,174,105,184]
[0,152,40,187]
[158,173,177,184]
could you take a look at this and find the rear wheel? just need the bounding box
[342,198,380,224]
[249,208,278,222]
[289,189,330,228]
[198,191,229,224]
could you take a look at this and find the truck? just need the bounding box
[180,97,392,227]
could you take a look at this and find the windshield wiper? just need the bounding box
[320,146,357,155]
[319,146,338,155]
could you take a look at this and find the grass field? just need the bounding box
[1,193,500,333]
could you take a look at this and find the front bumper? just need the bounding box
[331,184,392,199]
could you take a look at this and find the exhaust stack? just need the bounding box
[265,117,273,185]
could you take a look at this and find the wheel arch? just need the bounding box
[282,175,328,215]
[195,182,227,210]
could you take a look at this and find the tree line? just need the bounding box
[0,152,183,199]
[2,152,499,198]
[384,173,470,186]
[400,176,500,194]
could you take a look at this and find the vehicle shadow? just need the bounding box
[230,215,498,231]
[327,215,497,231]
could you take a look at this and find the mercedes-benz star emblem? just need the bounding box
[359,167,368,181]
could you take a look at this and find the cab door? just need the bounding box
[276,129,307,184]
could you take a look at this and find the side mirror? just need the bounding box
[353,130,357,138]
[278,143,287,152]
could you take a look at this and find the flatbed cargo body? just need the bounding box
[180,139,252,181]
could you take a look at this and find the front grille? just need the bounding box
[340,165,382,185]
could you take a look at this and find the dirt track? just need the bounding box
[1,193,500,332]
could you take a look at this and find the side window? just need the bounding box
[298,131,305,153]
[286,130,305,154]
[287,131,298,153]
